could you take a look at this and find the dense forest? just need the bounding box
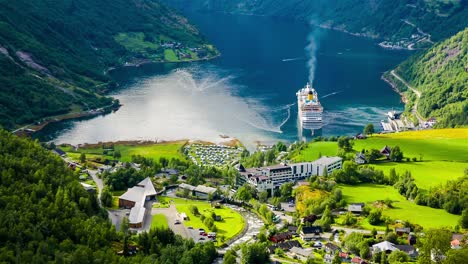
[163,0,468,42]
[392,28,467,127]
[0,0,214,130]
[0,130,220,263]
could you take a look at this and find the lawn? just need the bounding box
[169,197,245,245]
[60,141,187,163]
[292,141,338,162]
[114,32,159,54]
[151,214,169,229]
[374,161,466,189]
[339,184,460,229]
[164,49,178,62]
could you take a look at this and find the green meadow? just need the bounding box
[339,184,460,228]
[151,214,169,229]
[61,141,187,162]
[168,197,245,245]
[292,128,468,188]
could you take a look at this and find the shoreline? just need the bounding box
[59,137,242,149]
[12,53,221,137]
[381,73,408,104]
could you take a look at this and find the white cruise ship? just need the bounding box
[296,83,323,129]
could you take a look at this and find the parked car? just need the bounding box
[188,226,193,229]
[199,237,205,240]
[174,220,181,224]
[313,242,323,248]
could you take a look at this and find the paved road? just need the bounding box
[89,170,103,200]
[152,204,190,238]
[390,70,425,125]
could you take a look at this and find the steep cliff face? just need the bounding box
[163,0,467,42]
[389,28,467,128]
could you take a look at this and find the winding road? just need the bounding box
[390,70,425,124]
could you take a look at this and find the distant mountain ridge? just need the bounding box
[163,0,467,46]
[386,28,467,128]
[0,0,216,130]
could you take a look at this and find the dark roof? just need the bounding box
[288,226,298,232]
[270,232,292,242]
[394,245,417,255]
[380,145,392,154]
[325,243,340,252]
[268,240,301,252]
[302,226,322,234]
[53,148,66,156]
[238,164,246,172]
[303,214,318,223]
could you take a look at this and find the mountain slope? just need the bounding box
[164,0,467,46]
[0,129,120,262]
[0,0,216,130]
[387,28,467,127]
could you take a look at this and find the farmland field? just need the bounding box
[339,184,460,228]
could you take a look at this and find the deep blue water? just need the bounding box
[36,12,411,147]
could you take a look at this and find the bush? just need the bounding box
[189,205,199,216]
[367,209,383,225]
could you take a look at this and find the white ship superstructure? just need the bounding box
[296,83,323,128]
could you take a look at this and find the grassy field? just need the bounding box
[151,214,169,229]
[164,49,178,62]
[168,197,245,245]
[339,184,460,228]
[61,141,187,162]
[114,32,159,54]
[292,128,468,188]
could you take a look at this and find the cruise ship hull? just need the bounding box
[296,83,323,130]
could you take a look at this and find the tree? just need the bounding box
[419,228,452,264]
[241,243,270,264]
[342,212,357,226]
[387,250,409,263]
[275,141,287,152]
[460,209,468,228]
[359,241,370,259]
[344,232,364,254]
[338,136,354,152]
[189,205,200,216]
[80,153,86,163]
[444,248,468,264]
[390,146,403,162]
[366,149,383,163]
[113,150,121,159]
[367,209,383,225]
[318,206,334,231]
[223,249,237,264]
[385,232,398,244]
[364,123,375,135]
[280,182,294,199]
[258,191,269,203]
[100,187,113,207]
[235,184,255,202]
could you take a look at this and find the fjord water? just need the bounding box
[37,12,410,147]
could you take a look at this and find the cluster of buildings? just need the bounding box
[185,144,243,166]
[380,111,415,132]
[118,177,157,228]
[237,156,343,194]
[177,183,217,200]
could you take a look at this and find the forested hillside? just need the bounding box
[0,0,216,130]
[0,130,219,263]
[391,28,467,128]
[164,0,467,43]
